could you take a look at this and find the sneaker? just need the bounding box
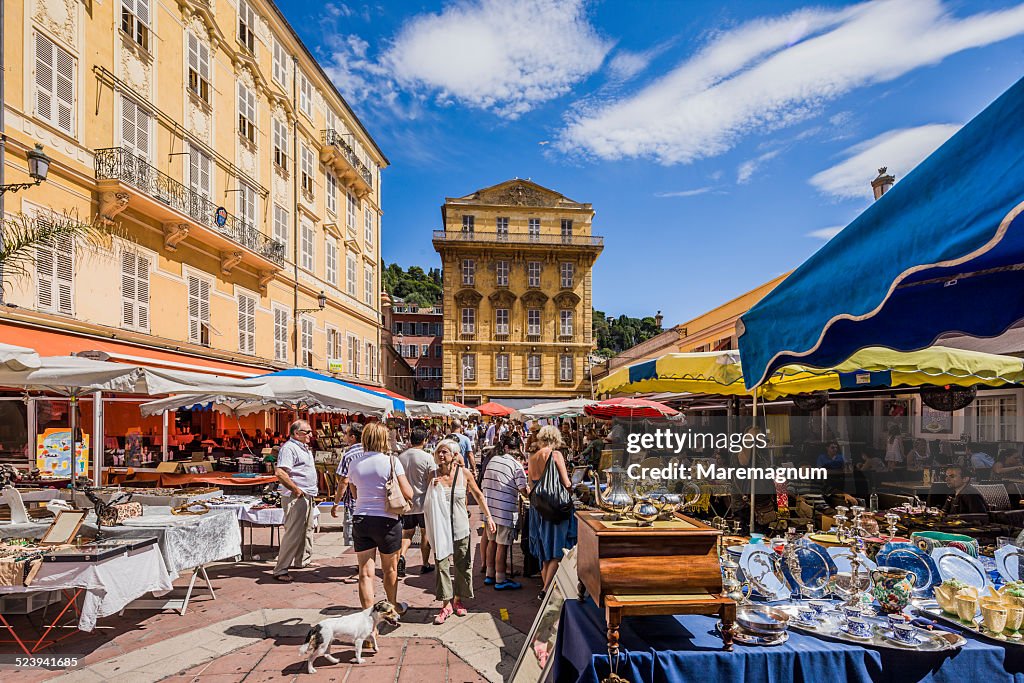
[537,590,546,601]
[433,603,453,625]
[397,555,407,578]
[452,599,467,617]
[483,576,495,586]
[494,580,522,591]
[396,601,409,615]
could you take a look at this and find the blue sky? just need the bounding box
[276,0,1024,325]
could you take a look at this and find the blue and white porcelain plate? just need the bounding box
[875,543,939,596]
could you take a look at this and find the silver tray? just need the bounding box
[776,603,965,651]
[915,600,1024,646]
[718,622,789,646]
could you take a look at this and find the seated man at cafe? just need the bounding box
[970,444,995,471]
[816,441,846,471]
[993,448,1024,477]
[941,465,990,516]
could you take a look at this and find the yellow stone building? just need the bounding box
[432,180,603,406]
[0,0,386,384]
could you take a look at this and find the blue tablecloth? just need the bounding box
[553,598,1024,682]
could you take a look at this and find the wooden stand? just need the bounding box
[575,509,736,669]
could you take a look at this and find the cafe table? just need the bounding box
[553,597,1024,683]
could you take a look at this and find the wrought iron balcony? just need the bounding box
[94,147,286,266]
[320,129,373,193]
[432,230,604,248]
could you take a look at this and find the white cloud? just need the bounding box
[607,51,652,81]
[736,149,780,184]
[654,187,715,198]
[807,225,845,240]
[373,0,611,119]
[809,123,961,199]
[556,0,1024,163]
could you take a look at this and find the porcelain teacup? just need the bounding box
[845,616,872,638]
[982,604,1008,633]
[842,605,863,620]
[956,594,979,624]
[887,613,908,630]
[1005,605,1024,633]
[809,600,832,616]
[796,607,818,624]
[891,621,920,645]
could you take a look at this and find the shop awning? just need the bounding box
[0,324,267,378]
[738,75,1024,389]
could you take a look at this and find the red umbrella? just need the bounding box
[584,397,679,419]
[476,401,515,417]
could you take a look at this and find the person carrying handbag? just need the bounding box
[345,422,414,614]
[527,426,577,597]
[424,439,495,625]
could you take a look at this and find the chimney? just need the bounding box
[655,311,664,328]
[871,167,895,200]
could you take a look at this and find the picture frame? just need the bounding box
[40,509,87,545]
[509,547,578,683]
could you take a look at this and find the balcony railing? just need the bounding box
[432,230,604,247]
[321,129,373,188]
[95,147,286,265]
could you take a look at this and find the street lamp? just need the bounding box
[296,290,327,314]
[293,291,326,367]
[0,144,51,195]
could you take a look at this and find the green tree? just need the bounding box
[381,262,442,306]
[592,308,662,358]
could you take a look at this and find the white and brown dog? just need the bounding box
[298,600,401,673]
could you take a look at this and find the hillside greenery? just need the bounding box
[382,263,662,355]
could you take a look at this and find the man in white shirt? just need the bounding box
[273,420,318,582]
[397,427,436,577]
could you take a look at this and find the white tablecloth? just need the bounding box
[115,508,241,576]
[0,544,172,631]
[18,489,63,503]
[206,496,286,526]
[0,507,242,579]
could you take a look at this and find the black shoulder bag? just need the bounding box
[529,449,573,523]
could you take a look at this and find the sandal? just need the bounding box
[452,599,467,617]
[273,573,293,583]
[433,604,454,625]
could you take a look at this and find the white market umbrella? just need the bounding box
[517,398,597,419]
[0,343,41,371]
[0,356,272,484]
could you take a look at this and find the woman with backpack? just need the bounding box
[527,425,576,598]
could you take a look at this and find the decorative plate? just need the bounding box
[996,546,1024,584]
[781,539,837,599]
[740,545,791,601]
[875,543,939,597]
[932,547,991,590]
[827,547,877,574]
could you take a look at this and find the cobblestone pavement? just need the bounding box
[0,510,545,682]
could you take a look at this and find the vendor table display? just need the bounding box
[575,510,734,660]
[65,487,223,510]
[0,541,172,652]
[553,597,1023,683]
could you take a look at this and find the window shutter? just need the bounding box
[121,250,136,328]
[136,254,150,331]
[121,98,137,154]
[34,34,54,123]
[188,276,200,342]
[35,218,55,310]
[135,0,150,28]
[54,234,74,314]
[54,46,74,134]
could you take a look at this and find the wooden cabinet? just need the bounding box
[575,510,735,657]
